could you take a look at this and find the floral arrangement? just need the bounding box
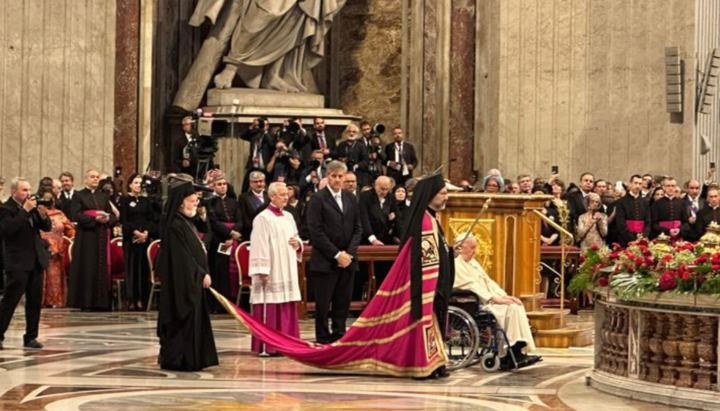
[568,234,720,300]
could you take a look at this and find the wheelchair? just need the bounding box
[444,289,519,372]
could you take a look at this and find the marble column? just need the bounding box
[448,0,476,182]
[114,0,141,185]
[405,0,477,181]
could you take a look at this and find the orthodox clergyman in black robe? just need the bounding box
[157,174,218,371]
[400,171,454,380]
[68,170,117,310]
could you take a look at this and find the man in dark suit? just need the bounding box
[238,171,270,239]
[384,127,418,187]
[360,176,401,246]
[240,118,275,192]
[58,171,76,220]
[173,116,201,176]
[337,124,371,189]
[0,178,52,349]
[307,160,363,344]
[684,179,706,217]
[566,172,595,234]
[308,117,337,160]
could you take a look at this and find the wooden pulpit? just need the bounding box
[439,193,552,310]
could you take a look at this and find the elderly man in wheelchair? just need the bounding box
[444,232,542,372]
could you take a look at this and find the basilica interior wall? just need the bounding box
[0,0,117,187]
[484,0,697,183]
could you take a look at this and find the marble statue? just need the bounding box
[173,0,346,111]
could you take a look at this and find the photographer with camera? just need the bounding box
[384,127,418,187]
[0,178,52,349]
[279,117,309,151]
[240,117,275,193]
[267,140,303,187]
[174,116,200,175]
[299,149,327,193]
[368,135,386,180]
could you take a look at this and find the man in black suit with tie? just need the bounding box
[238,171,270,239]
[337,124,372,189]
[384,127,418,187]
[173,116,201,176]
[308,117,336,160]
[566,172,595,235]
[58,171,76,221]
[307,160,363,344]
[0,178,52,349]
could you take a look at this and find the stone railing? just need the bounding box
[590,289,720,410]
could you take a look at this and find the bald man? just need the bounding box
[68,169,118,311]
[359,176,402,246]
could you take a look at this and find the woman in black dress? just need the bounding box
[120,174,156,310]
[157,174,218,371]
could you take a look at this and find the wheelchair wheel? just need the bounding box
[480,352,501,373]
[444,306,480,371]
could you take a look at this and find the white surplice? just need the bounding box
[453,256,536,351]
[249,208,303,305]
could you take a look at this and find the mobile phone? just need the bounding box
[551,165,559,175]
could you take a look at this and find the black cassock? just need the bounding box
[157,214,218,371]
[68,188,117,310]
[120,195,157,307]
[207,195,243,307]
[650,196,690,239]
[615,193,651,247]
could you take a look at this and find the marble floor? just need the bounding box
[0,309,690,411]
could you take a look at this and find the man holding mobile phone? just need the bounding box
[68,169,118,311]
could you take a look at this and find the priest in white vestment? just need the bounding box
[453,233,537,356]
[249,182,303,355]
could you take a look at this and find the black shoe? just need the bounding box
[24,339,43,349]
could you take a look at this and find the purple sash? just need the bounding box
[222,222,240,299]
[626,220,645,234]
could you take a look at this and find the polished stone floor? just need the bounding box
[0,309,690,411]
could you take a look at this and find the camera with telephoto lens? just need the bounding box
[372,123,385,136]
[31,194,53,208]
[286,117,302,134]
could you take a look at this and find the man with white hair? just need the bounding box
[249,182,303,355]
[453,232,540,369]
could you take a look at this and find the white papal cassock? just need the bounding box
[453,256,536,352]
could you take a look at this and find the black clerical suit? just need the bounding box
[307,186,363,344]
[238,190,269,240]
[384,142,418,186]
[615,193,651,247]
[0,199,52,345]
[207,195,243,305]
[650,196,690,239]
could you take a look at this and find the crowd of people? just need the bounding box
[1,115,714,376]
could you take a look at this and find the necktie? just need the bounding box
[335,193,344,213]
[254,194,263,209]
[319,134,326,150]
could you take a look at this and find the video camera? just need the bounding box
[30,194,53,208]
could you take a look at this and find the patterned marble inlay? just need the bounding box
[0,309,685,410]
